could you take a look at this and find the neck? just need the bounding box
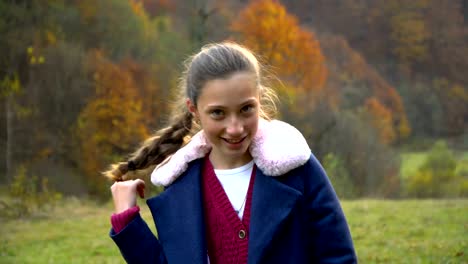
[209,151,253,170]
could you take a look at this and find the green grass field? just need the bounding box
[1,198,466,264]
[344,199,467,263]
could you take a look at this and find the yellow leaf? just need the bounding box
[46,30,57,45]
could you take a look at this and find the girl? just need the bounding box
[105,42,357,264]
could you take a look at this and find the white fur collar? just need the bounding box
[151,119,311,186]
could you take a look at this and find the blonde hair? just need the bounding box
[103,42,278,181]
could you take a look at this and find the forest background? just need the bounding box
[1,0,467,263]
[1,0,467,215]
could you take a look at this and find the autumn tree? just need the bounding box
[73,0,184,62]
[169,0,237,50]
[75,51,150,196]
[0,0,72,181]
[385,0,430,75]
[432,78,468,136]
[292,0,468,84]
[231,0,327,94]
[285,98,401,197]
[424,0,468,85]
[286,0,392,70]
[362,97,396,144]
[318,34,411,143]
[230,1,402,196]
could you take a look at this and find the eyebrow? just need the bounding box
[205,98,258,109]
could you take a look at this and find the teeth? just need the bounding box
[225,138,242,143]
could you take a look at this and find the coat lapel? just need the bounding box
[248,169,302,264]
[146,159,207,264]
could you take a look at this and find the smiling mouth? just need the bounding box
[223,137,246,144]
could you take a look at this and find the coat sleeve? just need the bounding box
[110,213,167,264]
[303,154,357,263]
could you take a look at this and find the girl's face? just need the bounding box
[187,72,260,169]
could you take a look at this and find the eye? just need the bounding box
[210,109,224,119]
[241,104,255,114]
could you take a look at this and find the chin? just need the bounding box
[226,142,252,157]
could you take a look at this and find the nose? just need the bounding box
[226,116,244,136]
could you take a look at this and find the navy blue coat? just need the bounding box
[110,154,357,263]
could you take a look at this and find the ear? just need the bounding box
[186,98,198,117]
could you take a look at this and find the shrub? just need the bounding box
[308,106,401,197]
[323,153,356,199]
[405,140,466,198]
[0,166,62,218]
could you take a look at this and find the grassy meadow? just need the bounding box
[1,198,466,264]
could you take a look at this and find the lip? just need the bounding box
[222,136,247,149]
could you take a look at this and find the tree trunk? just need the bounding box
[6,96,13,181]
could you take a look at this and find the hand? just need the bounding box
[110,179,146,214]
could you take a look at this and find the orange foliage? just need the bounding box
[129,0,147,18]
[319,34,411,141]
[122,58,167,129]
[374,80,411,139]
[76,51,150,189]
[231,0,327,93]
[364,97,396,144]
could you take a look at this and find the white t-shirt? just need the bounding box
[214,160,254,219]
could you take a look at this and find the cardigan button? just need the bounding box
[238,229,246,239]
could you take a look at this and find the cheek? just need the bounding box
[200,119,223,135]
[246,116,259,135]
